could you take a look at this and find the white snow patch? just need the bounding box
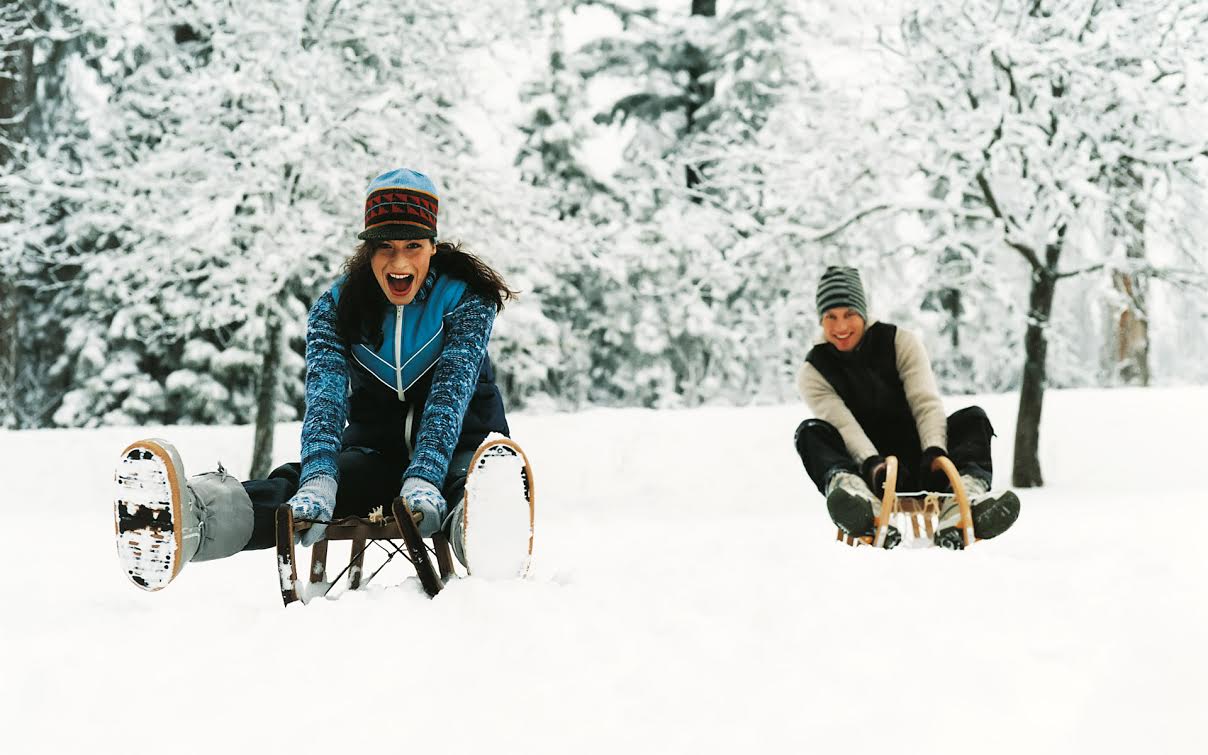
[2,386,1206,754]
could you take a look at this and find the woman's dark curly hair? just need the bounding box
[335,240,516,347]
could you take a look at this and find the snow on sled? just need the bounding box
[275,436,535,606]
[836,455,977,550]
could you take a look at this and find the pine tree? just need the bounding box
[517,12,615,221]
[6,0,556,428]
[537,0,819,406]
[0,0,93,428]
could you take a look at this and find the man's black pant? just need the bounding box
[794,406,994,494]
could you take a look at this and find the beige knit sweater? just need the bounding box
[796,322,947,465]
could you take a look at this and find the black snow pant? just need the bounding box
[240,446,476,551]
[793,406,994,495]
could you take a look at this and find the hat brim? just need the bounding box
[358,225,437,241]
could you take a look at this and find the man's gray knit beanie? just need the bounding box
[816,265,868,322]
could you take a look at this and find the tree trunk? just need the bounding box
[1108,160,1149,385]
[1012,266,1058,488]
[0,9,35,163]
[941,287,961,348]
[684,0,717,194]
[249,304,283,480]
[0,13,35,427]
[1111,270,1149,385]
[0,277,16,429]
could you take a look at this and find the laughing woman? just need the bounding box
[114,168,523,591]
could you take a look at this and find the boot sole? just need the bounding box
[972,491,1020,540]
[828,488,902,548]
[463,437,534,579]
[114,441,184,591]
[827,488,875,537]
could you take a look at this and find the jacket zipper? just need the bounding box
[394,304,405,400]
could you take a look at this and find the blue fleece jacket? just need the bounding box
[299,271,497,489]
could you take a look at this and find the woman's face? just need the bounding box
[821,307,866,352]
[371,238,437,306]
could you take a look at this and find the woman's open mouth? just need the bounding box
[387,272,415,298]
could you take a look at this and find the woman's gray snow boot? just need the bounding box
[114,438,253,591]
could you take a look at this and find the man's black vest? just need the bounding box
[805,322,921,461]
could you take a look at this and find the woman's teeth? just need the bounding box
[387,273,414,296]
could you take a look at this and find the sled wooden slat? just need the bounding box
[433,533,455,580]
[923,499,937,540]
[309,540,328,584]
[391,498,444,598]
[275,505,301,606]
[348,537,366,590]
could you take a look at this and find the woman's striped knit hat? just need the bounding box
[357,168,439,241]
[816,265,868,322]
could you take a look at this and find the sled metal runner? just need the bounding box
[836,455,976,549]
[275,500,454,606]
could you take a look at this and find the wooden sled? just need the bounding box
[275,435,537,605]
[836,455,976,549]
[275,499,454,606]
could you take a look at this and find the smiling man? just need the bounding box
[793,266,1019,549]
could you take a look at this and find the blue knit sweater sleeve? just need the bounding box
[404,290,497,487]
[300,289,349,485]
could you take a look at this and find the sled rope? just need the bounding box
[360,540,411,588]
[291,515,442,597]
[312,539,377,598]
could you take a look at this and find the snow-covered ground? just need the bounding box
[2,387,1205,754]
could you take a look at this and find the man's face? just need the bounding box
[821,307,866,352]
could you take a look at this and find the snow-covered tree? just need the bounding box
[1,0,93,429]
[0,3,37,428]
[887,0,1208,486]
[516,11,616,221]
[4,0,560,428]
[523,0,834,406]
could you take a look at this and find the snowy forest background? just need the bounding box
[2,0,1207,483]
